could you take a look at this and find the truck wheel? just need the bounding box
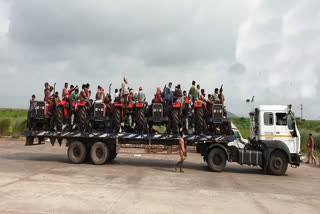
[108,150,118,162]
[172,108,179,135]
[267,150,288,176]
[207,148,226,172]
[112,107,121,133]
[90,141,110,165]
[195,107,205,135]
[136,107,145,134]
[78,107,89,132]
[56,106,64,131]
[68,141,87,164]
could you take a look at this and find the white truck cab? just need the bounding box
[247,105,301,175]
[250,105,300,154]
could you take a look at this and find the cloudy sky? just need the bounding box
[0,0,319,119]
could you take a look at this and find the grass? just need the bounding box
[232,117,320,154]
[0,108,28,137]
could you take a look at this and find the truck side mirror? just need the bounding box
[290,130,297,137]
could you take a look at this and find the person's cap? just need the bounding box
[139,86,143,90]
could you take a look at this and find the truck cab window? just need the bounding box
[276,113,287,126]
[264,112,273,126]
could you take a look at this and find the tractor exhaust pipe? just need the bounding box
[109,84,112,96]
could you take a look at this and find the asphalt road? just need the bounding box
[0,138,319,214]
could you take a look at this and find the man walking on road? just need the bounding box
[175,131,186,173]
[306,133,317,164]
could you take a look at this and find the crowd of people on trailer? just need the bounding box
[29,77,225,112]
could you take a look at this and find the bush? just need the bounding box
[0,118,12,136]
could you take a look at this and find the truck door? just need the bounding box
[274,112,295,153]
[261,112,275,140]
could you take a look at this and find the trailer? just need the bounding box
[24,104,302,176]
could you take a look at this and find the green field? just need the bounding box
[232,117,320,154]
[0,108,28,137]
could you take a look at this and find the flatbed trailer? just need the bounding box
[24,130,288,174]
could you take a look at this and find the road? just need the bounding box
[0,138,319,214]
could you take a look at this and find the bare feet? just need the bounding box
[179,170,184,173]
[174,166,178,171]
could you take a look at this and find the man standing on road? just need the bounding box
[307,133,317,164]
[175,131,186,173]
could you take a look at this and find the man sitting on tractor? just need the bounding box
[137,86,146,103]
[154,87,163,103]
[213,88,219,103]
[44,82,51,103]
[62,82,73,112]
[173,84,183,104]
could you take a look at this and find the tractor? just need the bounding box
[146,102,170,134]
[112,101,147,133]
[76,101,112,132]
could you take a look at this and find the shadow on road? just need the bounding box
[1,152,265,175]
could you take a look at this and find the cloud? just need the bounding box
[0,0,319,119]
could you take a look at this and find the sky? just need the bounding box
[0,0,319,119]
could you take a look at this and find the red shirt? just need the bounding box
[308,137,314,149]
[154,92,162,103]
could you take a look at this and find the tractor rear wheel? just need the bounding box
[78,107,89,132]
[172,108,179,135]
[112,107,121,133]
[136,107,145,134]
[195,107,205,135]
[56,106,64,131]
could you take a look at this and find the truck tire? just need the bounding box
[56,106,64,131]
[172,108,179,135]
[90,141,110,165]
[112,107,121,133]
[136,107,145,134]
[267,150,288,176]
[195,107,205,135]
[108,150,118,162]
[67,141,87,164]
[78,107,89,132]
[207,148,226,172]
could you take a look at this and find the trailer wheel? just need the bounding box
[108,150,118,162]
[267,150,288,176]
[172,108,179,135]
[136,107,145,134]
[56,106,64,131]
[112,107,121,133]
[78,107,89,132]
[68,141,87,164]
[90,142,110,165]
[195,107,205,135]
[207,148,226,172]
